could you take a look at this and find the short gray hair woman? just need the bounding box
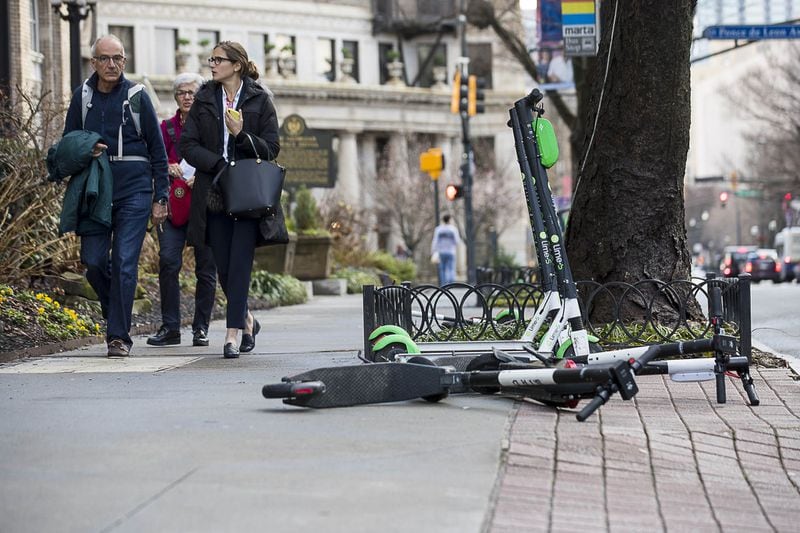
[173,72,205,94]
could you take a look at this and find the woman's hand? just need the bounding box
[224,109,243,137]
[168,163,183,179]
[185,175,195,188]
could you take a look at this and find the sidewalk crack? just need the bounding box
[98,466,199,533]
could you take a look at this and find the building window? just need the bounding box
[29,0,39,52]
[316,38,334,82]
[416,43,446,88]
[197,30,219,51]
[378,42,394,85]
[29,0,42,82]
[108,25,135,73]
[154,28,177,75]
[467,43,493,89]
[248,33,268,73]
[418,0,456,18]
[342,40,359,83]
[275,34,296,76]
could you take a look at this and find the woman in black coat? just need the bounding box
[180,40,280,358]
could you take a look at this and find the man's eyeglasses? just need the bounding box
[175,90,195,98]
[93,55,126,65]
[207,56,235,66]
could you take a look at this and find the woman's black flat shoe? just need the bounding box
[223,342,240,358]
[239,319,261,353]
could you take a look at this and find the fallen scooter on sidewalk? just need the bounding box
[262,287,746,421]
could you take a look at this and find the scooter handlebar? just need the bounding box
[525,89,544,105]
[576,386,612,422]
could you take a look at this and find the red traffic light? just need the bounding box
[445,183,464,201]
[719,191,729,207]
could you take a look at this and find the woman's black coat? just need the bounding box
[180,76,281,248]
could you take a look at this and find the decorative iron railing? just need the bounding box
[362,274,752,361]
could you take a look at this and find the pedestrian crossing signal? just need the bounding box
[445,183,464,201]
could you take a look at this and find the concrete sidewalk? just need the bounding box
[2,293,799,532]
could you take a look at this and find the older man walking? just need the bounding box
[62,34,169,357]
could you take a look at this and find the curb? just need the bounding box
[753,339,800,375]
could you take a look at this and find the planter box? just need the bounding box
[292,234,333,280]
[253,234,297,274]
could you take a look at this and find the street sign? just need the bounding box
[561,0,599,57]
[734,189,763,198]
[702,25,800,40]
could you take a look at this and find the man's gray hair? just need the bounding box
[173,72,205,92]
[90,34,125,56]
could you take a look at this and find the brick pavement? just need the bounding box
[487,367,800,533]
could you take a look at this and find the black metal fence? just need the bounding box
[362,273,752,361]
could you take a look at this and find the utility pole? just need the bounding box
[458,0,476,284]
[51,0,97,91]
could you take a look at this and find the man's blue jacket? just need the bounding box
[47,129,113,236]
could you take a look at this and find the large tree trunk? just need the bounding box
[566,1,696,321]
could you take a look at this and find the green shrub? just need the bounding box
[250,271,308,306]
[332,267,382,293]
[368,251,416,283]
[293,185,325,235]
[493,247,519,268]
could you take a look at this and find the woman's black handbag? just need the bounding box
[213,133,285,219]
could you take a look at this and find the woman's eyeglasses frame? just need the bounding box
[207,56,235,66]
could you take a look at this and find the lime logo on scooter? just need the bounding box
[551,235,565,270]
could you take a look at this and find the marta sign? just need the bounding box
[561,0,599,57]
[702,25,800,40]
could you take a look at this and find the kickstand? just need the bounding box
[738,370,760,406]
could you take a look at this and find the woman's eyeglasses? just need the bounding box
[175,90,195,98]
[207,56,235,66]
[93,55,126,65]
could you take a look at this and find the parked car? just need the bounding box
[774,227,800,283]
[744,249,781,283]
[720,245,757,278]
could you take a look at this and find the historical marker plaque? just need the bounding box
[277,114,337,188]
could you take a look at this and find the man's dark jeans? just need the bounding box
[80,192,151,344]
[157,219,216,332]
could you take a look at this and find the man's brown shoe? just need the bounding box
[107,339,131,358]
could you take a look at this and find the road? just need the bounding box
[750,279,800,359]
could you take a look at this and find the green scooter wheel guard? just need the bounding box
[372,334,420,355]
[368,324,412,343]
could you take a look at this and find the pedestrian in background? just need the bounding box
[431,214,461,286]
[180,41,280,358]
[147,73,217,348]
[62,34,169,357]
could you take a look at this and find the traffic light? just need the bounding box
[467,75,486,116]
[719,191,729,208]
[445,183,464,200]
[450,71,468,114]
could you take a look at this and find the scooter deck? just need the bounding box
[284,362,455,408]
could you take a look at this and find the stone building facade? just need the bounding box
[5,0,531,274]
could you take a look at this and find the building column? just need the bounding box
[360,134,378,250]
[336,130,360,206]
